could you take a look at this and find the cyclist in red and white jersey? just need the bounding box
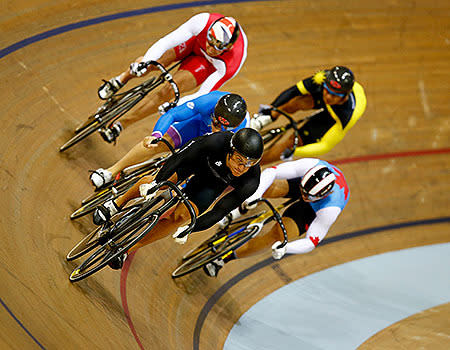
[97,13,248,143]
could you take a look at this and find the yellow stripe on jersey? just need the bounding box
[293,81,367,158]
[325,81,366,131]
[296,80,309,95]
[344,82,366,131]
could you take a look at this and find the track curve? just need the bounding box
[1,1,449,349]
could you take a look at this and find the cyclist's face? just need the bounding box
[211,115,233,132]
[205,41,229,57]
[323,88,348,105]
[226,151,256,177]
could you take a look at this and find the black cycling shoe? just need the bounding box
[93,200,119,225]
[99,122,122,143]
[108,252,127,270]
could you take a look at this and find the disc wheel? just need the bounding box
[172,225,259,278]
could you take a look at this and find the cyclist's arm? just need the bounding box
[293,123,344,157]
[245,158,320,203]
[151,101,199,138]
[285,206,341,254]
[193,176,260,232]
[271,85,303,109]
[154,136,206,182]
[143,13,209,62]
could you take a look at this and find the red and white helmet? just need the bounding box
[207,17,240,51]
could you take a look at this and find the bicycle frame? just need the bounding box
[99,60,181,129]
[171,198,298,278]
[223,198,297,250]
[59,61,181,152]
[68,179,196,281]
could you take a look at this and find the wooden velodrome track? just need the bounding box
[1,0,449,349]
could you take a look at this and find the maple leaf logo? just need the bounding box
[332,166,349,200]
[309,236,320,246]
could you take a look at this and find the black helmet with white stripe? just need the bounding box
[300,165,336,202]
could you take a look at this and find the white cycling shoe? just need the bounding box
[90,168,113,188]
[203,259,225,277]
[98,77,124,100]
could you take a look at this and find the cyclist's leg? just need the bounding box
[234,217,299,259]
[106,134,176,176]
[261,129,297,165]
[129,199,199,252]
[105,117,201,177]
[129,175,222,250]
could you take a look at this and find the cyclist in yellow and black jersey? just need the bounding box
[251,66,367,164]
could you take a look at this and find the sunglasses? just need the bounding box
[300,187,333,202]
[323,82,346,98]
[212,115,234,131]
[230,150,260,168]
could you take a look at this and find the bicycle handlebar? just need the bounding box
[150,137,176,154]
[151,180,196,238]
[140,60,180,109]
[247,198,288,248]
[269,107,301,153]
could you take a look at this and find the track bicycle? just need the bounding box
[70,138,175,220]
[59,61,180,152]
[67,180,196,282]
[171,198,296,278]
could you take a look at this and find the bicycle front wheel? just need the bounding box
[69,213,159,282]
[66,226,105,261]
[59,92,144,152]
[172,225,259,278]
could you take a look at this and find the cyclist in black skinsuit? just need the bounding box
[92,128,264,269]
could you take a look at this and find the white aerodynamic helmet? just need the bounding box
[207,16,240,51]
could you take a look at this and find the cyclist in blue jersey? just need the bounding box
[90,91,250,188]
[204,158,350,277]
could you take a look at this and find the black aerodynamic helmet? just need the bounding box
[230,128,264,161]
[213,93,247,128]
[324,66,355,96]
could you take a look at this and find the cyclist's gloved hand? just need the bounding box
[218,208,240,228]
[130,62,148,77]
[139,180,157,199]
[250,106,273,130]
[271,241,287,260]
[173,225,190,244]
[258,104,273,116]
[243,199,258,211]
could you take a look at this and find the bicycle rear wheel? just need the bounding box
[172,225,259,278]
[69,213,158,282]
[70,177,141,220]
